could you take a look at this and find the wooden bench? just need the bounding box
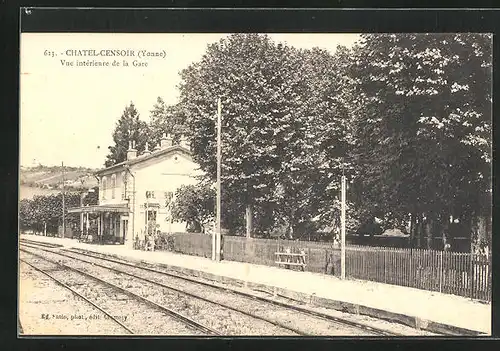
[275,251,307,271]
[101,235,124,245]
[78,234,94,243]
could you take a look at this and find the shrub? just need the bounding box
[155,232,175,251]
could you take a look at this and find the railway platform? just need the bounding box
[19,234,491,336]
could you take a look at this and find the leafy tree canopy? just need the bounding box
[178,34,354,237]
[148,97,187,148]
[349,33,492,237]
[171,184,215,233]
[105,102,150,167]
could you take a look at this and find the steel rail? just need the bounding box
[19,257,134,334]
[68,247,401,336]
[22,244,306,336]
[20,248,220,336]
[20,238,62,248]
[21,242,400,336]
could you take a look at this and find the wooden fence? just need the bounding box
[170,232,212,259]
[165,234,491,302]
[345,245,491,302]
[223,236,338,273]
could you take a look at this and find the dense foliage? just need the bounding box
[148,97,187,147]
[105,98,188,167]
[171,184,216,233]
[176,34,354,239]
[348,33,492,248]
[89,33,492,249]
[19,188,99,235]
[105,102,150,167]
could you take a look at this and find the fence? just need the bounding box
[223,236,339,274]
[345,245,491,302]
[170,232,212,258]
[164,233,491,302]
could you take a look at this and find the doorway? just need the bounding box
[122,219,128,244]
[146,209,157,236]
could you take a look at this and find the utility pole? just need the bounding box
[246,205,252,238]
[61,161,66,238]
[215,97,222,262]
[341,174,346,280]
[80,192,84,235]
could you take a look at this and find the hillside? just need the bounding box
[20,165,99,199]
[19,185,62,200]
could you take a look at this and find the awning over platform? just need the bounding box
[67,204,130,214]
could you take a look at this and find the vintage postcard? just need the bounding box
[19,23,492,336]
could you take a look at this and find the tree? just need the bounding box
[178,34,353,238]
[19,199,35,231]
[268,47,354,239]
[19,193,81,235]
[83,186,99,206]
[171,184,216,233]
[349,33,492,248]
[105,102,149,167]
[148,97,187,147]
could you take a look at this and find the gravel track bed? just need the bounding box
[24,247,296,336]
[266,294,438,336]
[19,260,127,335]
[130,256,439,336]
[24,244,436,336]
[66,248,439,336]
[59,248,384,336]
[20,250,205,336]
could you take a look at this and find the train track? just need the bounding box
[20,248,220,336]
[20,238,62,249]
[20,258,134,334]
[20,240,403,336]
[20,245,306,335]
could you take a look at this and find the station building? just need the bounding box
[68,134,203,248]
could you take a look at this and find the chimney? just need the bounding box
[160,133,173,149]
[127,140,137,160]
[180,135,190,150]
[153,142,161,152]
[142,142,151,157]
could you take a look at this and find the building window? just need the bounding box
[121,172,126,200]
[145,210,157,235]
[102,176,107,200]
[111,174,116,199]
[164,191,174,207]
[145,210,157,224]
[146,190,155,199]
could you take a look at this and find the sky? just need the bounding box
[20,33,361,169]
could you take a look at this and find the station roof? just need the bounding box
[95,144,192,176]
[67,204,129,214]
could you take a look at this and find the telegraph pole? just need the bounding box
[80,192,84,236]
[340,174,346,280]
[215,97,222,262]
[62,161,66,238]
